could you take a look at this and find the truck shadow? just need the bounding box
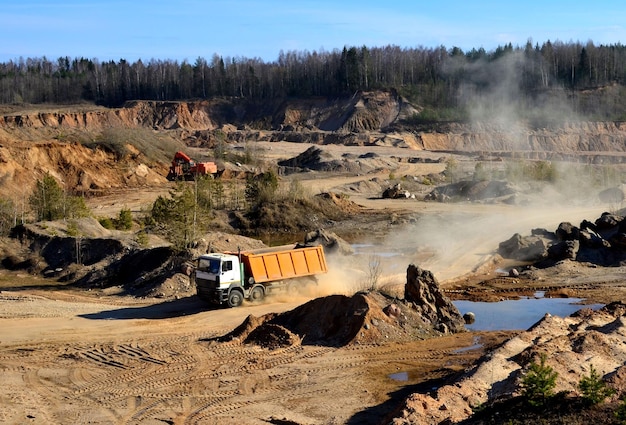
[78,296,217,320]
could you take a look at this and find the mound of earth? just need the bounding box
[277,146,398,174]
[217,264,465,348]
[303,228,354,255]
[2,218,278,299]
[189,231,268,255]
[389,302,626,425]
[218,292,436,348]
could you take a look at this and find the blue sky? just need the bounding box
[2,0,626,63]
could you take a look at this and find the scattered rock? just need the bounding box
[500,211,626,267]
[425,180,517,202]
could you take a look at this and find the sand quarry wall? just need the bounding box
[2,95,626,200]
[2,96,626,152]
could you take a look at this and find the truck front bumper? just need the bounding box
[196,286,228,305]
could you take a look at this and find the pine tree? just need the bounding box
[520,353,558,406]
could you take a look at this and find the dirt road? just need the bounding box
[0,288,509,425]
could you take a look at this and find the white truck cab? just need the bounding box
[195,253,246,306]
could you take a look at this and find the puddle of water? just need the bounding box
[453,343,483,353]
[389,371,409,381]
[454,298,604,331]
[453,335,484,353]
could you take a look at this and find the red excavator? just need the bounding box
[167,151,219,181]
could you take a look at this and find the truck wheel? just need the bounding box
[227,290,244,308]
[249,286,265,303]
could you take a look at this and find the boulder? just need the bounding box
[303,228,354,255]
[547,240,579,261]
[383,303,402,319]
[556,222,580,241]
[382,183,409,199]
[599,186,626,203]
[498,233,549,261]
[425,180,516,202]
[404,264,465,333]
[579,229,610,249]
[595,212,623,231]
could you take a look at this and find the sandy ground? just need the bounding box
[1,141,620,424]
[0,286,514,425]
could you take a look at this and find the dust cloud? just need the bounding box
[373,203,605,283]
[380,50,611,282]
[449,50,579,134]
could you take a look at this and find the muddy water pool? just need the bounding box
[454,293,603,331]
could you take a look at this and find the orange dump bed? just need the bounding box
[241,245,327,284]
[196,162,218,174]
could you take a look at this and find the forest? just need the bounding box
[2,40,626,122]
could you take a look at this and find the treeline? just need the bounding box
[2,40,626,119]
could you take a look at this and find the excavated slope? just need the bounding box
[2,92,626,202]
[2,96,625,155]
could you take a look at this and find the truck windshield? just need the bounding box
[198,258,221,274]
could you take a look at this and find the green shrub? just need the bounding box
[66,220,79,237]
[136,231,149,247]
[147,182,210,249]
[520,353,558,407]
[116,208,133,230]
[473,162,489,181]
[579,365,615,405]
[444,158,460,183]
[0,198,17,236]
[98,217,114,229]
[29,172,64,221]
[615,397,626,424]
[245,170,279,207]
[65,195,91,219]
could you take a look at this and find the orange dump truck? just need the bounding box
[194,244,328,307]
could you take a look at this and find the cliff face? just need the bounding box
[0,91,414,133]
[0,101,218,132]
[420,121,626,155]
[2,91,626,202]
[2,93,625,156]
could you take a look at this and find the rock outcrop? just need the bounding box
[404,264,465,333]
[4,94,626,201]
[499,211,626,267]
